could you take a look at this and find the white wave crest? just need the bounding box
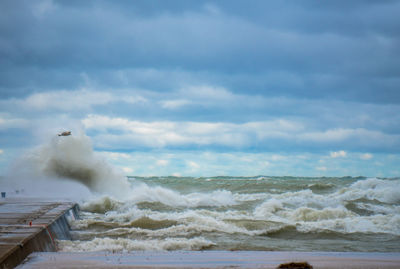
[345,178,400,204]
[296,214,400,235]
[127,184,237,207]
[289,207,356,222]
[58,237,215,252]
[253,199,283,217]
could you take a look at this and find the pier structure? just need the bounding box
[0,198,399,268]
[0,198,78,269]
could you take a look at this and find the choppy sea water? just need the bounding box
[58,176,400,252]
[4,135,398,252]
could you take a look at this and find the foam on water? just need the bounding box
[59,176,400,252]
[127,183,237,207]
[345,177,400,204]
[58,237,215,252]
[5,132,398,251]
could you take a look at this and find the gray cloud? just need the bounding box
[1,87,399,154]
[1,0,399,103]
[0,0,400,176]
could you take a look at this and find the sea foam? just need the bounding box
[5,133,399,252]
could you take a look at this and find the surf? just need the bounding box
[6,132,131,199]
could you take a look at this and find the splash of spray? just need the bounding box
[9,133,131,198]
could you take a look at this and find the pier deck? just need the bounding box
[0,198,78,269]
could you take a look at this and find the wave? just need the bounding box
[128,184,237,207]
[346,177,400,204]
[9,133,131,198]
[58,237,215,252]
[45,173,400,251]
[81,196,123,214]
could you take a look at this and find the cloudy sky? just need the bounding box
[1,0,399,177]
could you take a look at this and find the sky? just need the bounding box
[0,0,399,177]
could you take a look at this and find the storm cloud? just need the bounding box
[0,0,399,176]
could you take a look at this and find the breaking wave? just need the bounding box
[58,237,215,252]
[9,133,131,198]
[5,134,399,252]
[58,176,400,252]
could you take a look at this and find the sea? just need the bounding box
[57,176,400,253]
[4,134,400,253]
